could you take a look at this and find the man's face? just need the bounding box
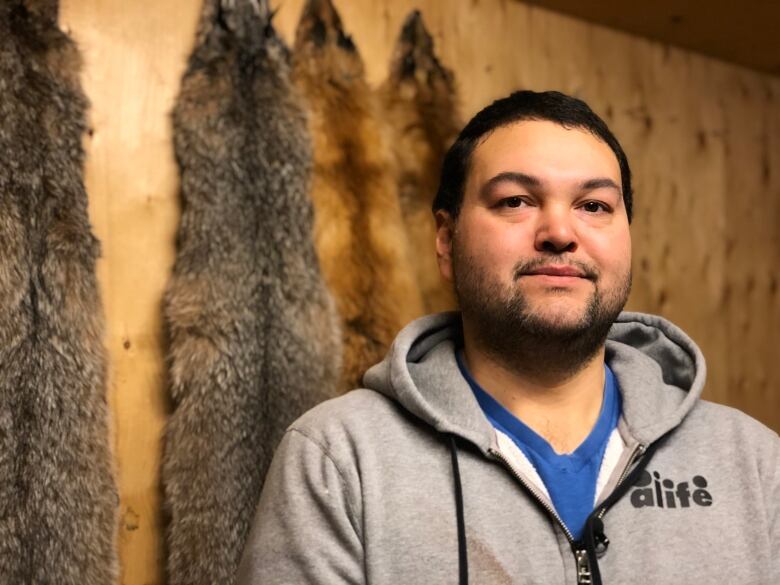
[436,120,632,343]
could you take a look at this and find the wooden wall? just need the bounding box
[57,0,780,583]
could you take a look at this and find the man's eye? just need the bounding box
[500,197,526,208]
[582,201,608,213]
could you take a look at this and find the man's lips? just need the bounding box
[522,265,589,278]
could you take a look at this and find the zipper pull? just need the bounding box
[591,516,609,555]
[576,549,592,584]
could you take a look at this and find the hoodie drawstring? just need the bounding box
[448,435,468,585]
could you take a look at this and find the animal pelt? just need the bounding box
[293,0,425,391]
[0,2,118,584]
[162,0,341,583]
[378,10,461,314]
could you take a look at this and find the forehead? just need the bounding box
[468,120,621,187]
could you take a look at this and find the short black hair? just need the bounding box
[432,90,633,222]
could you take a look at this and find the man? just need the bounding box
[238,91,779,584]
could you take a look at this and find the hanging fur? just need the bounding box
[293,0,425,391]
[379,10,461,314]
[162,0,341,583]
[0,1,118,584]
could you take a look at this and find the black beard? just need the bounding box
[452,248,631,381]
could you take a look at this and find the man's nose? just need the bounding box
[534,207,577,254]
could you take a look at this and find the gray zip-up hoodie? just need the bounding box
[238,312,780,584]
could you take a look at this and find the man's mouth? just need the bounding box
[523,265,589,278]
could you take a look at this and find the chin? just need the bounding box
[537,312,591,331]
[529,296,588,318]
[519,301,593,331]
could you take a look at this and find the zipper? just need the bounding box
[489,448,596,582]
[489,448,575,542]
[575,549,593,584]
[596,442,646,521]
[489,441,646,584]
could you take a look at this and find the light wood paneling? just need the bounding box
[57,1,780,584]
[60,1,201,584]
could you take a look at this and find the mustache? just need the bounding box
[513,257,599,281]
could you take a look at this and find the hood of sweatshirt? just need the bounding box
[363,311,706,451]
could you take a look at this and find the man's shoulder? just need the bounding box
[688,398,778,441]
[292,387,392,423]
[286,388,418,447]
[680,398,779,472]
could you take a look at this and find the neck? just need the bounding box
[462,322,607,454]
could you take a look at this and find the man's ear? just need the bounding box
[434,210,455,282]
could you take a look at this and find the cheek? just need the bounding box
[459,214,533,267]
[586,229,632,278]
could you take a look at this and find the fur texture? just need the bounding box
[293,0,424,391]
[0,1,118,583]
[162,0,341,583]
[379,11,461,313]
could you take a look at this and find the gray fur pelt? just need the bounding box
[0,1,119,584]
[162,0,341,583]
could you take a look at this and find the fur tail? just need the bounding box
[0,3,119,584]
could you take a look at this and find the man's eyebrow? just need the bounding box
[581,177,621,193]
[481,172,543,195]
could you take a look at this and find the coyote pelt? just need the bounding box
[379,10,461,314]
[162,0,341,583]
[293,0,425,391]
[0,2,118,584]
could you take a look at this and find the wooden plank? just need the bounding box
[59,1,201,584]
[719,68,780,428]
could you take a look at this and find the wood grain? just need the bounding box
[59,1,201,583]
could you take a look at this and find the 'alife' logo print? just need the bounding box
[630,470,713,509]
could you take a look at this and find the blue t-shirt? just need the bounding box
[456,352,621,541]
